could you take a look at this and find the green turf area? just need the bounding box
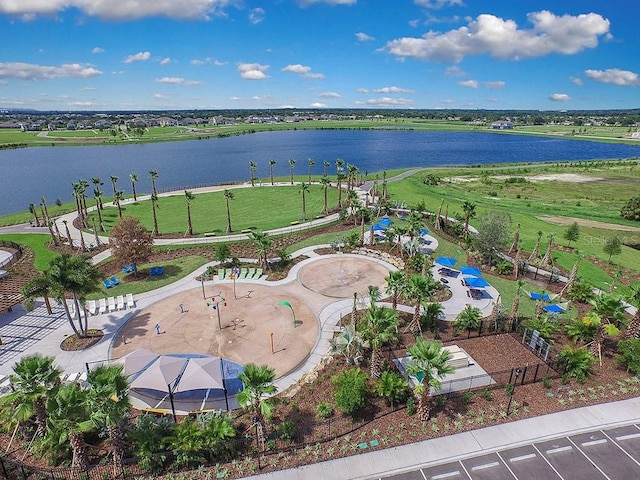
[2,119,639,148]
[0,233,59,270]
[386,160,640,291]
[86,184,339,236]
[89,255,209,299]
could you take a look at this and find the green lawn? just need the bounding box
[87,184,339,236]
[0,233,59,270]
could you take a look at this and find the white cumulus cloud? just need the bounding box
[484,81,505,89]
[249,7,265,24]
[458,80,478,88]
[282,64,324,79]
[155,77,204,86]
[297,0,356,6]
[319,92,341,98]
[355,32,375,42]
[585,68,640,86]
[384,11,610,63]
[238,63,269,79]
[0,62,102,80]
[159,57,171,65]
[0,0,240,20]
[91,47,104,54]
[310,102,327,108]
[414,0,463,8]
[124,51,151,64]
[549,93,571,102]
[373,86,414,93]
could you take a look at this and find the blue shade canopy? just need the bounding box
[465,276,491,288]
[436,256,457,268]
[528,292,552,301]
[420,228,429,236]
[460,266,482,277]
[373,224,386,231]
[378,216,393,225]
[543,304,565,313]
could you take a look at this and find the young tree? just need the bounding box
[320,175,331,215]
[405,338,454,421]
[299,182,310,221]
[625,282,640,339]
[249,161,257,187]
[475,211,511,264]
[332,368,369,415]
[113,190,124,218]
[109,175,119,197]
[268,159,276,185]
[329,326,369,366]
[215,243,230,265]
[603,236,622,263]
[453,304,482,338]
[563,221,580,248]
[21,275,55,314]
[109,216,154,274]
[249,230,271,268]
[620,195,640,221]
[236,363,277,450]
[462,201,476,236]
[406,274,438,335]
[224,189,234,234]
[288,158,296,185]
[150,193,160,236]
[307,158,315,183]
[323,160,330,177]
[149,169,159,196]
[129,172,139,201]
[184,190,195,235]
[361,305,398,378]
[385,270,406,311]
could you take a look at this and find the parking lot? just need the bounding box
[381,424,640,480]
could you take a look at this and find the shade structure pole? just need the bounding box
[220,359,229,411]
[168,383,177,423]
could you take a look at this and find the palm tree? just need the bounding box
[224,189,234,233]
[249,230,272,268]
[361,306,398,378]
[299,182,310,221]
[510,280,526,331]
[406,210,425,239]
[46,253,102,337]
[625,282,640,339]
[21,275,55,314]
[307,158,315,183]
[47,383,92,470]
[40,196,50,224]
[109,175,119,198]
[336,158,345,207]
[385,270,406,311]
[93,187,105,231]
[236,363,277,451]
[405,338,454,421]
[113,190,124,218]
[86,365,131,476]
[587,293,626,364]
[29,203,41,226]
[462,201,476,236]
[319,176,331,214]
[406,274,438,335]
[453,304,483,338]
[269,159,276,185]
[288,158,296,185]
[149,169,159,196]
[184,190,195,235]
[347,163,358,191]
[323,160,330,177]
[150,193,160,236]
[78,179,89,221]
[129,172,139,201]
[90,178,104,209]
[422,302,444,337]
[1,354,61,438]
[249,161,257,187]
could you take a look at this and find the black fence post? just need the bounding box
[520,366,528,385]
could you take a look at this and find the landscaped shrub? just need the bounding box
[316,402,333,420]
[568,279,596,303]
[617,339,640,374]
[374,371,410,409]
[332,368,369,415]
[523,316,559,342]
[620,195,640,221]
[558,346,596,383]
[565,317,598,344]
[495,260,513,275]
[277,420,296,442]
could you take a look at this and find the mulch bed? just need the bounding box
[60,329,104,351]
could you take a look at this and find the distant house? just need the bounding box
[491,121,513,130]
[158,117,179,127]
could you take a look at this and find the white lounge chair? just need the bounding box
[99,298,108,314]
[108,296,117,312]
[116,295,125,310]
[126,293,136,308]
[87,299,98,316]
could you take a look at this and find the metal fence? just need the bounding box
[0,241,23,269]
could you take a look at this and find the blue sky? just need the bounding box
[1,0,639,111]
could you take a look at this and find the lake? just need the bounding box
[0,129,638,216]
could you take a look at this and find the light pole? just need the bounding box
[209,293,225,330]
[507,367,522,415]
[279,300,296,328]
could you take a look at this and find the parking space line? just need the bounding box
[581,439,608,447]
[546,446,572,455]
[532,444,565,480]
[470,461,500,471]
[495,451,518,479]
[601,429,640,468]
[508,453,537,463]
[431,471,461,479]
[615,433,640,441]
[567,437,611,480]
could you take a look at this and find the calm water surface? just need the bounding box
[0,130,638,216]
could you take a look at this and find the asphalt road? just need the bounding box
[380,423,640,480]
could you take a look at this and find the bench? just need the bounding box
[203,232,216,237]
[290,221,300,225]
[241,229,252,234]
